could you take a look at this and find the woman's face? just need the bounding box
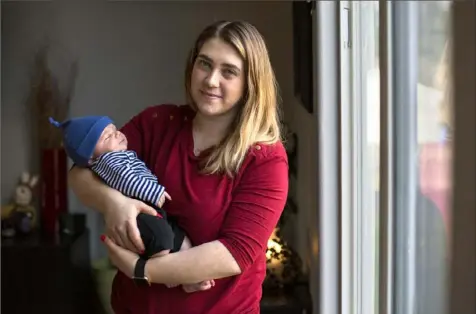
[190,38,245,118]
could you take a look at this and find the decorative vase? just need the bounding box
[40,148,68,238]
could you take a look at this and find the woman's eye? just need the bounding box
[198,59,211,68]
[223,69,237,78]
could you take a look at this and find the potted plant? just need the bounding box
[26,41,77,237]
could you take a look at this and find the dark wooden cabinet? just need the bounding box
[1,229,312,314]
[260,284,313,314]
[1,229,103,314]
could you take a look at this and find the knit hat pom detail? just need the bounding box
[49,117,61,128]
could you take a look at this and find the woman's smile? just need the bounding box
[200,90,222,100]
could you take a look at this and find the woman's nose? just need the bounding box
[205,70,220,88]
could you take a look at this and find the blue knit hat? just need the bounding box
[49,115,114,167]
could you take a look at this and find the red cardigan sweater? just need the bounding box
[111,104,289,314]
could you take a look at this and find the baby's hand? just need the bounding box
[157,191,172,208]
[182,280,215,293]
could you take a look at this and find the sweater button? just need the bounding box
[152,113,158,118]
[170,115,174,120]
[255,145,261,150]
[184,116,188,121]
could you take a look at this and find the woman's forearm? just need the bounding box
[145,240,241,284]
[68,166,125,214]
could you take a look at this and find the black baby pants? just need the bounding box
[136,205,185,259]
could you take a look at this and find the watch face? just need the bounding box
[133,276,150,287]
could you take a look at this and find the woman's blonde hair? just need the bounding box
[185,20,282,176]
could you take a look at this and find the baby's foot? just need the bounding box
[182,280,215,293]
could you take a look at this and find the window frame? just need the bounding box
[390,2,420,314]
[314,2,341,314]
[338,2,354,314]
[377,1,395,313]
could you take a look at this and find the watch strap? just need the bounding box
[134,258,147,279]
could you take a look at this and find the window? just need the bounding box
[334,1,452,314]
[394,2,452,314]
[350,1,452,314]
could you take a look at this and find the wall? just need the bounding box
[1,1,319,301]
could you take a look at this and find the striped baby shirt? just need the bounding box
[90,150,165,207]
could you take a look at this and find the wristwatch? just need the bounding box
[132,258,151,287]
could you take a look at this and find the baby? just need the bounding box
[49,115,214,292]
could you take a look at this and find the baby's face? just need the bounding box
[93,124,128,158]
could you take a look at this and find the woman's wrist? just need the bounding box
[144,258,155,284]
[143,254,178,285]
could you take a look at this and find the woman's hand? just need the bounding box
[101,234,139,278]
[103,197,158,253]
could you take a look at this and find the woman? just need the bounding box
[68,20,289,314]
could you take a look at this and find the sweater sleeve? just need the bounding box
[217,144,289,272]
[92,152,165,206]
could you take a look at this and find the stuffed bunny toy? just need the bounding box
[1,172,39,237]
